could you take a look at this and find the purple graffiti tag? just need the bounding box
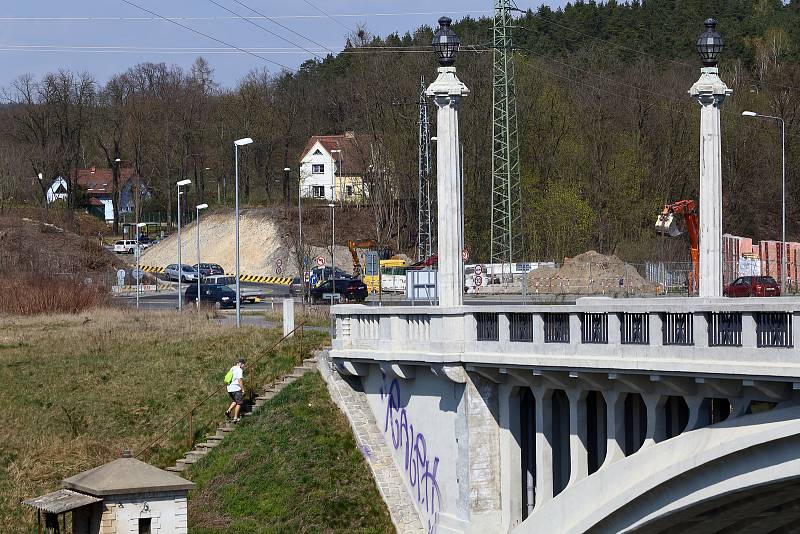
[381,377,442,533]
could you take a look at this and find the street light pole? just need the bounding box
[196,203,208,309]
[331,149,341,203]
[328,203,335,301]
[176,179,192,311]
[234,137,253,328]
[742,111,787,294]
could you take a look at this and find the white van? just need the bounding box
[113,240,138,254]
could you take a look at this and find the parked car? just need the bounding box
[203,274,264,303]
[165,264,199,282]
[289,276,308,296]
[184,284,237,308]
[113,240,138,254]
[193,263,225,278]
[309,279,368,304]
[723,276,781,297]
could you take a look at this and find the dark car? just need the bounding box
[184,284,237,308]
[289,276,307,297]
[309,279,368,304]
[723,276,781,297]
[193,263,225,278]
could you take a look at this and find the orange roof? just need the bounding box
[301,133,371,175]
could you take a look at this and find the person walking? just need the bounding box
[225,358,246,422]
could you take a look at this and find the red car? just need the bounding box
[723,276,781,297]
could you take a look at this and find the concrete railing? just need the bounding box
[331,297,800,379]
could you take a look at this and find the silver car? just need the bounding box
[165,264,199,282]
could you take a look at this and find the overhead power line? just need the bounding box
[229,0,336,54]
[119,0,292,70]
[300,0,355,33]
[206,0,326,61]
[0,11,491,22]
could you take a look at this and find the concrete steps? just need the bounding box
[165,355,319,473]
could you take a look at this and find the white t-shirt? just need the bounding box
[226,366,243,392]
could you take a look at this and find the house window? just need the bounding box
[138,518,152,534]
[346,185,353,197]
[313,149,322,155]
[312,186,325,198]
[312,164,324,174]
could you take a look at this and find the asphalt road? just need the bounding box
[113,281,292,310]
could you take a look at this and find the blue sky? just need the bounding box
[0,0,568,89]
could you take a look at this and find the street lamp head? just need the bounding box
[432,16,460,67]
[328,203,335,208]
[741,111,757,117]
[234,137,253,146]
[136,222,147,228]
[114,158,122,163]
[696,18,724,68]
[283,167,291,172]
[177,179,192,187]
[196,203,209,210]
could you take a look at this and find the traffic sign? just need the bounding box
[474,275,483,287]
[303,256,310,266]
[116,269,126,286]
[276,266,283,275]
[132,268,144,281]
[474,264,483,276]
[316,256,325,267]
[462,248,470,262]
[276,258,283,267]
[309,274,318,286]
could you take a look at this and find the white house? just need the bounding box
[299,132,369,202]
[45,176,69,203]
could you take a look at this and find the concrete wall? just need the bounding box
[361,366,465,532]
[92,490,188,534]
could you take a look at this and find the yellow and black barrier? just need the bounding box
[140,265,291,285]
[139,265,166,274]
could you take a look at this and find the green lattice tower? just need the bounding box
[490,0,523,271]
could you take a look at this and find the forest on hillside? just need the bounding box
[0,0,798,263]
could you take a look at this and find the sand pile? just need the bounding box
[527,250,657,295]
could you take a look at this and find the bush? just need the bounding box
[0,275,108,315]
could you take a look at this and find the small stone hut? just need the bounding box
[23,450,194,534]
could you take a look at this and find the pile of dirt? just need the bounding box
[527,250,658,295]
[0,216,123,280]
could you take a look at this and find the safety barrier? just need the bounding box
[138,265,292,285]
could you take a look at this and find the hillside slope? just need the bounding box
[141,208,358,277]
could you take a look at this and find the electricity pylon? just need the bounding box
[490,0,523,272]
[418,77,434,261]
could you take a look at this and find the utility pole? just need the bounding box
[418,77,434,262]
[490,0,523,278]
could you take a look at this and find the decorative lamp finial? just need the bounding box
[432,16,460,67]
[696,18,724,68]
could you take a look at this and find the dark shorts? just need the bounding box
[228,390,243,405]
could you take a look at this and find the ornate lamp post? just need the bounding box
[428,16,469,307]
[689,19,731,298]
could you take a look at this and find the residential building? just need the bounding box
[44,167,148,222]
[299,132,369,202]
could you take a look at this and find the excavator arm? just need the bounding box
[347,239,377,277]
[656,200,699,293]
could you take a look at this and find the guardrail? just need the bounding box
[330,298,800,379]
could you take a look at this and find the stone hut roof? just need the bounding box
[62,453,194,496]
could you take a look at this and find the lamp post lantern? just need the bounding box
[176,179,192,310]
[233,137,253,328]
[196,203,208,308]
[742,110,787,295]
[689,18,731,298]
[427,16,468,307]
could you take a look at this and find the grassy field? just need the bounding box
[0,309,327,533]
[188,372,394,533]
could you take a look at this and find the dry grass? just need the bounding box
[0,275,109,315]
[0,308,327,533]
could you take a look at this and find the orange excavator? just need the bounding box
[347,239,377,277]
[656,200,699,293]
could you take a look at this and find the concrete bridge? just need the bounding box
[329,298,800,533]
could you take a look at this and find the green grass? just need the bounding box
[188,372,394,534]
[0,309,327,533]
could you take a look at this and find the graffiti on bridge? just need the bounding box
[380,374,442,534]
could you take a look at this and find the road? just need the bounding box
[113,281,291,310]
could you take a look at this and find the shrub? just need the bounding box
[0,275,108,315]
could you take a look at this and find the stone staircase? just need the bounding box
[166,356,318,473]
